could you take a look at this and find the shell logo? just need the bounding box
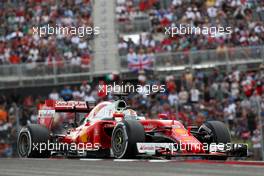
[80,133,88,143]
[174,128,188,135]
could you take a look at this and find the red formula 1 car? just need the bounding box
[17,97,247,160]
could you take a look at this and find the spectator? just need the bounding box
[178,86,189,105]
[80,81,91,94]
[168,89,178,106]
[0,105,7,123]
[190,86,200,104]
[60,86,73,101]
[72,86,83,100]
[252,128,262,161]
[49,89,60,100]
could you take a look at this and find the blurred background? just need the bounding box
[0,0,264,160]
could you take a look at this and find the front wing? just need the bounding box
[136,143,248,158]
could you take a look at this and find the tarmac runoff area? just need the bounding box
[0,158,263,176]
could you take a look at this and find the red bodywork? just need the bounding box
[38,100,205,155]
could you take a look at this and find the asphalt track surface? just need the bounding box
[0,158,263,176]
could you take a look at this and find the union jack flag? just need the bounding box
[127,54,153,72]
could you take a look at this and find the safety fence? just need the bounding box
[0,46,263,89]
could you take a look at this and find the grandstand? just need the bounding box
[0,0,264,88]
[0,0,264,160]
[117,0,264,75]
[0,0,94,88]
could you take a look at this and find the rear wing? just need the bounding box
[38,100,95,129]
[44,100,95,112]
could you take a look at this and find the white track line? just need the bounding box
[79,158,264,165]
[148,160,170,163]
[113,159,140,162]
[231,165,264,168]
[80,158,104,161]
[80,159,171,162]
[237,160,264,163]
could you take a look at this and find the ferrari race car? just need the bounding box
[17,97,247,160]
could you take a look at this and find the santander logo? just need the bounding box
[144,124,155,130]
[139,145,155,151]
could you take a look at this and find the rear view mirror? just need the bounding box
[113,113,124,118]
[158,113,168,119]
[113,112,124,121]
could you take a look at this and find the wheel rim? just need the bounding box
[18,133,30,157]
[112,128,126,156]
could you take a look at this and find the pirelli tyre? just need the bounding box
[202,121,231,160]
[17,124,50,158]
[111,120,145,159]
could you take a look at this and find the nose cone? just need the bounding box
[172,128,205,153]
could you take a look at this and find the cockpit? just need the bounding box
[83,100,139,123]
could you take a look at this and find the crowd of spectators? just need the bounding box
[117,0,264,56]
[0,0,93,67]
[1,67,264,159]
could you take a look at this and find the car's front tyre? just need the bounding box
[111,120,145,159]
[199,121,231,160]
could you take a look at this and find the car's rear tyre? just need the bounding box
[201,121,231,160]
[17,124,50,158]
[111,120,145,159]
